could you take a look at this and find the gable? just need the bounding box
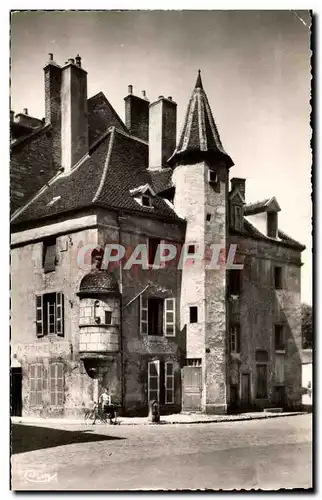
[88,92,128,146]
[229,188,245,204]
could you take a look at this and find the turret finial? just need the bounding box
[195,69,203,89]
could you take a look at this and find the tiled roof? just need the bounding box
[78,269,120,297]
[242,219,305,250]
[168,71,234,168]
[11,128,183,226]
[150,168,173,194]
[88,92,128,145]
[245,197,281,215]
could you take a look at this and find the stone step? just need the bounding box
[263,407,283,413]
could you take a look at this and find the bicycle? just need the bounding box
[84,402,119,425]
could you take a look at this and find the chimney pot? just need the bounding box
[75,54,81,67]
[158,95,164,99]
[68,58,75,64]
[128,85,133,95]
[48,53,53,61]
[141,90,146,98]
[167,96,172,101]
[23,108,28,115]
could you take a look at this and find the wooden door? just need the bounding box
[241,373,250,407]
[182,366,202,411]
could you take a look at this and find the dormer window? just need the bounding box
[267,212,278,238]
[130,183,156,209]
[142,195,152,207]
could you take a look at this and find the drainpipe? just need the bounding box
[118,212,125,414]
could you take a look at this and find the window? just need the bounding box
[140,295,176,337]
[148,298,164,336]
[142,195,151,207]
[30,364,43,407]
[36,292,64,337]
[189,306,198,324]
[105,311,112,325]
[255,350,269,362]
[234,205,242,231]
[187,244,195,254]
[148,360,160,402]
[206,213,211,222]
[50,363,64,407]
[43,237,57,273]
[185,358,202,367]
[165,362,174,404]
[91,248,104,270]
[230,324,241,353]
[208,170,217,183]
[267,212,278,238]
[228,270,241,296]
[256,364,268,399]
[148,238,161,266]
[275,325,285,350]
[274,266,283,289]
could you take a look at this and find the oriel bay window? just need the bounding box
[140,295,175,336]
[36,292,65,337]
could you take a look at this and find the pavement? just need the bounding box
[11,410,306,426]
[11,413,312,490]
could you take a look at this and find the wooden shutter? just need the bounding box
[140,294,148,335]
[50,363,64,407]
[164,298,175,337]
[165,362,174,404]
[43,240,56,273]
[56,292,64,337]
[148,360,160,403]
[36,295,43,337]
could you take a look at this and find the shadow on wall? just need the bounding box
[11,423,125,455]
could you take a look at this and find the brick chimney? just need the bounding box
[61,55,88,172]
[124,85,149,141]
[148,96,177,170]
[44,53,62,169]
[231,178,246,200]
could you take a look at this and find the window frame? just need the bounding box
[42,237,57,273]
[35,292,65,338]
[140,294,149,335]
[228,269,242,297]
[189,306,198,324]
[274,324,285,351]
[230,323,241,353]
[274,266,283,290]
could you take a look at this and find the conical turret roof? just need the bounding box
[168,71,234,168]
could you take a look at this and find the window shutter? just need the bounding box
[164,298,175,337]
[43,241,56,273]
[165,361,174,404]
[36,295,43,337]
[140,294,148,335]
[148,360,160,403]
[56,292,64,337]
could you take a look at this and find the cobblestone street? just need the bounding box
[11,414,312,490]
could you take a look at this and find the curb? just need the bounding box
[11,412,306,427]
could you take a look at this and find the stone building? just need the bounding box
[10,54,305,418]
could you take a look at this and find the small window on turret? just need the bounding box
[208,170,217,184]
[206,213,211,222]
[105,311,112,325]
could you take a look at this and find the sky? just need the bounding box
[10,10,312,304]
